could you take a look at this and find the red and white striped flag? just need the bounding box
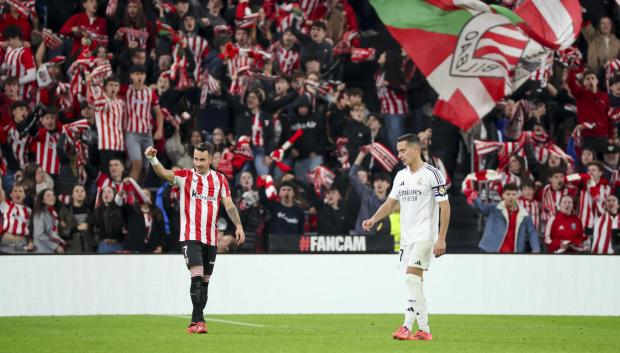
[515,0,582,50]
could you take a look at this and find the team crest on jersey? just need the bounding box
[571,223,576,230]
[417,178,423,185]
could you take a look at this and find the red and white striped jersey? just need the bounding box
[1,200,31,236]
[376,72,408,115]
[300,0,320,18]
[126,86,158,133]
[186,35,209,79]
[92,88,126,151]
[274,46,300,76]
[540,185,577,222]
[2,46,36,100]
[32,128,60,175]
[251,112,264,147]
[174,168,231,245]
[227,46,255,95]
[1,124,30,169]
[592,211,618,254]
[579,183,611,229]
[518,197,541,231]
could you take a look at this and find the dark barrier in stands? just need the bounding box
[268,234,394,253]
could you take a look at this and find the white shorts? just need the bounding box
[399,240,434,273]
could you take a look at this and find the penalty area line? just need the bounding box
[172,315,266,327]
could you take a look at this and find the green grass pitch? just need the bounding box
[1,314,619,353]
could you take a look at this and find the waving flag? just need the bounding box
[515,0,582,50]
[370,0,581,131]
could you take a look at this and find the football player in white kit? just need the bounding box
[363,133,450,341]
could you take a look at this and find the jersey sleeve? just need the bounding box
[173,169,189,186]
[428,167,449,202]
[219,173,231,198]
[388,173,400,200]
[0,200,9,214]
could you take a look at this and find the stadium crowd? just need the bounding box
[0,0,619,255]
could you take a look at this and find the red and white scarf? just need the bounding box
[251,112,264,147]
[367,143,398,172]
[307,165,335,196]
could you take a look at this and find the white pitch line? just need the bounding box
[172,315,266,327]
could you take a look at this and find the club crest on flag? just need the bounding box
[451,12,526,79]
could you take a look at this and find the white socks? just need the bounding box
[404,274,430,333]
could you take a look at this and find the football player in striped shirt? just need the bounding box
[145,142,245,334]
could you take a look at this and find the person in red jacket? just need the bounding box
[567,68,613,154]
[59,0,107,57]
[544,195,588,253]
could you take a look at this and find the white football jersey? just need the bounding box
[389,163,448,245]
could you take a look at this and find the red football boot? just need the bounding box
[392,326,411,340]
[187,321,208,334]
[409,330,432,341]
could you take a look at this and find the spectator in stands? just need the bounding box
[566,161,611,237]
[518,181,541,233]
[288,96,326,185]
[541,168,577,230]
[315,186,349,235]
[235,172,266,251]
[348,149,391,236]
[89,186,124,253]
[602,144,620,182]
[376,49,409,152]
[59,185,92,253]
[87,75,127,174]
[266,181,305,236]
[60,0,107,57]
[343,102,370,163]
[473,183,540,253]
[0,181,32,253]
[166,126,205,170]
[591,194,620,254]
[583,16,620,73]
[120,189,164,253]
[1,26,36,101]
[577,147,597,173]
[544,195,587,253]
[292,20,333,72]
[125,65,164,182]
[32,189,65,253]
[567,68,612,154]
[0,77,20,126]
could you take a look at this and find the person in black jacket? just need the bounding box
[343,102,371,163]
[285,95,326,186]
[266,181,305,237]
[119,188,164,253]
[315,186,349,235]
[232,88,274,176]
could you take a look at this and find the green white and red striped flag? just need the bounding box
[370,0,581,130]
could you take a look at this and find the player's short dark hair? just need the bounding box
[587,161,605,172]
[397,133,421,146]
[502,183,519,193]
[195,142,214,156]
[373,172,391,184]
[3,25,23,40]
